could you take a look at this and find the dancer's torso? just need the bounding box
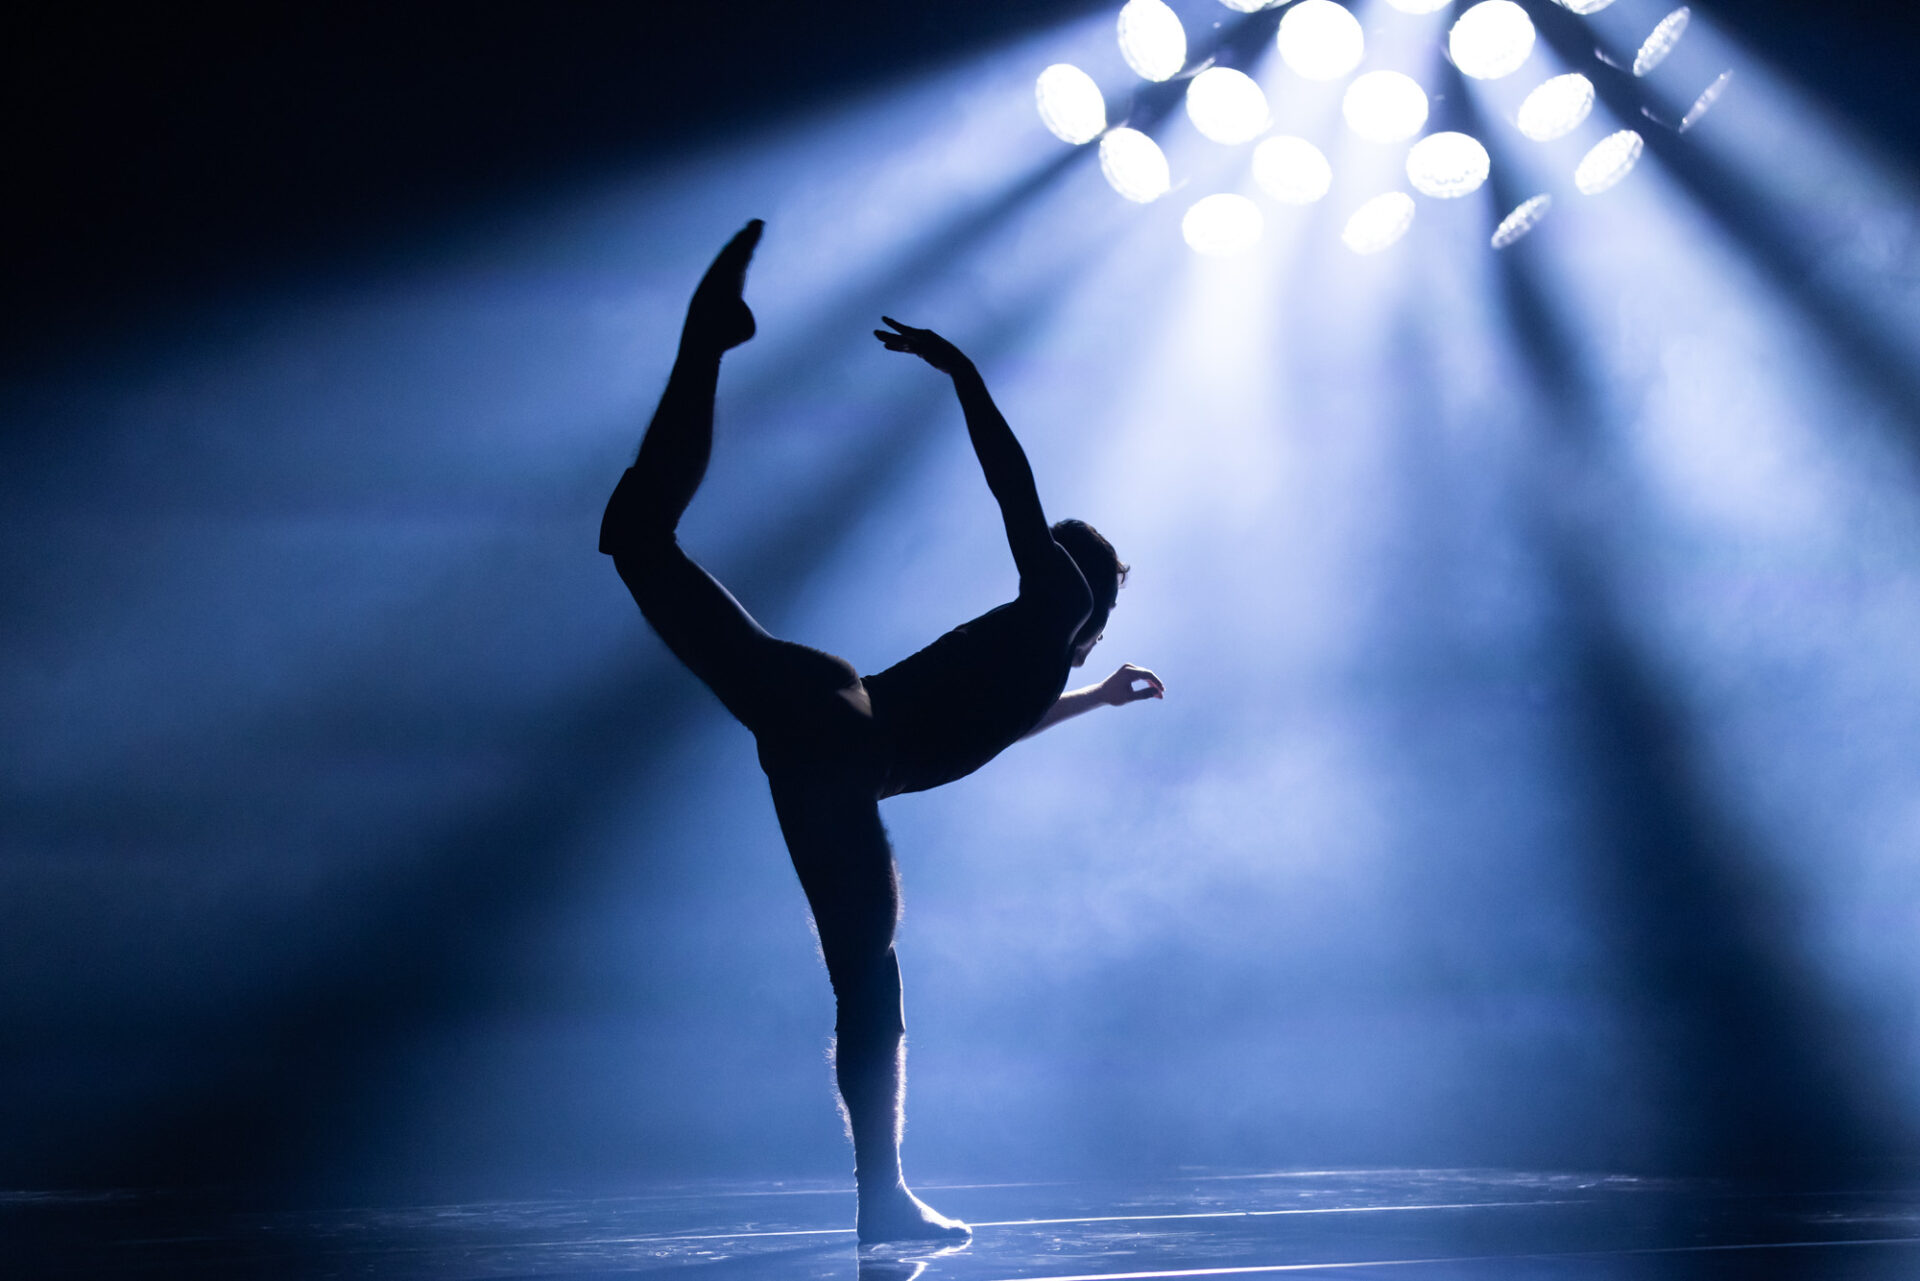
[863,546,1091,797]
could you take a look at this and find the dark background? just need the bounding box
[5,1,1913,355]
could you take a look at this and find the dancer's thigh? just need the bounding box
[766,774,899,992]
[616,539,867,746]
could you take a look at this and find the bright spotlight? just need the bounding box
[1574,129,1644,194]
[1405,131,1490,198]
[1516,73,1595,141]
[1633,7,1691,77]
[1550,0,1614,11]
[1384,0,1453,12]
[1342,70,1430,143]
[1118,0,1188,83]
[1035,64,1106,144]
[1099,128,1172,202]
[1186,67,1272,145]
[1183,193,1265,255]
[1680,70,1733,133]
[1217,0,1282,10]
[1277,0,1366,82]
[1252,135,1333,204]
[1490,193,1552,247]
[1448,1,1536,80]
[1341,192,1416,254]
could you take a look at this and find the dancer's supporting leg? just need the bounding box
[768,777,969,1245]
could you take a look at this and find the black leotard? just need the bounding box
[865,542,1091,797]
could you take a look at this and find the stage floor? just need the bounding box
[11,1169,1920,1279]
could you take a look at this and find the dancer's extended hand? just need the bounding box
[873,317,972,374]
[1098,663,1164,705]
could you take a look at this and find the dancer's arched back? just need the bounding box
[599,221,1162,1244]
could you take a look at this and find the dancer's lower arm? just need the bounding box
[1021,685,1109,738]
[1022,664,1165,739]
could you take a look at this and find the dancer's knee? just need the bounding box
[599,467,678,560]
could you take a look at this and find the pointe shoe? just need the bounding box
[684,219,763,351]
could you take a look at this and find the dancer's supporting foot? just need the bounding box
[857,1179,972,1245]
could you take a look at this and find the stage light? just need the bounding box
[1516,73,1594,142]
[1633,7,1690,77]
[1118,0,1188,83]
[1406,131,1490,198]
[1035,64,1106,144]
[1252,135,1333,204]
[1343,71,1430,144]
[1186,67,1272,145]
[1575,129,1644,193]
[1448,1,1536,80]
[1099,127,1173,202]
[1277,0,1366,82]
[1031,0,1687,251]
[1490,192,1552,246]
[1182,193,1264,254]
[1341,191,1416,253]
[1680,70,1733,132]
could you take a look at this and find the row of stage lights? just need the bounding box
[1034,0,1728,255]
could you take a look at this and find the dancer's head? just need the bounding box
[1052,518,1128,667]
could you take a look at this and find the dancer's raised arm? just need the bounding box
[874,318,1058,583]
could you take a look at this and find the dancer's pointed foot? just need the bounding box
[856,1181,972,1245]
[685,219,763,351]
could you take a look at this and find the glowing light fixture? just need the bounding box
[1384,0,1453,12]
[1490,193,1552,247]
[1633,7,1690,77]
[1252,136,1333,204]
[1342,192,1416,254]
[1516,73,1594,141]
[1186,67,1271,144]
[1680,70,1733,133]
[1342,71,1429,143]
[1277,0,1366,82]
[1099,128,1172,202]
[1118,0,1187,83]
[1218,0,1282,10]
[1448,1,1535,80]
[1183,193,1264,255]
[1405,131,1490,198]
[1551,0,1615,11]
[1035,64,1106,144]
[1575,129,1644,193]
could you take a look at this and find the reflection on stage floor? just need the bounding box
[11,1168,1920,1279]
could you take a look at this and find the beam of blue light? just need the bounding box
[4,0,1920,1204]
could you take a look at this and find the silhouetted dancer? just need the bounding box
[599,221,1163,1244]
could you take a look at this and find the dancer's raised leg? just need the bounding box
[768,778,970,1246]
[600,220,799,727]
[602,219,762,553]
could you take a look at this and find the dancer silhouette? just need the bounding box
[600,221,1162,1244]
